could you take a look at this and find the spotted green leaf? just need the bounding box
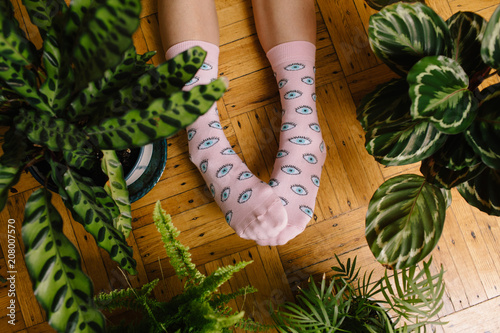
[14,108,87,151]
[447,11,489,79]
[39,30,75,113]
[86,78,227,150]
[357,79,412,133]
[368,2,453,76]
[408,56,478,134]
[72,0,141,86]
[366,174,448,269]
[63,146,97,170]
[457,167,500,216]
[0,162,22,211]
[465,89,500,169]
[62,168,137,274]
[481,4,500,70]
[101,150,132,238]
[22,189,105,333]
[21,0,66,33]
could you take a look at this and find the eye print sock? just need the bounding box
[257,41,327,246]
[166,41,287,241]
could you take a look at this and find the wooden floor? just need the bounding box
[2,0,500,332]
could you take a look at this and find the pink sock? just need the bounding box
[257,41,326,246]
[166,41,287,241]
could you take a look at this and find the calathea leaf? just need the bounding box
[39,30,75,113]
[408,55,478,134]
[420,157,486,189]
[86,78,227,150]
[97,46,208,121]
[365,0,424,11]
[365,174,448,269]
[63,145,98,170]
[71,0,141,87]
[101,150,132,238]
[481,4,500,69]
[368,2,453,76]
[447,11,489,79]
[61,167,137,274]
[22,189,105,333]
[0,162,22,212]
[357,79,412,133]
[14,108,87,151]
[457,166,500,216]
[431,134,482,170]
[465,89,500,169]
[0,127,30,167]
[21,0,67,33]
[365,119,447,166]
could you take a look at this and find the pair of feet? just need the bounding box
[167,40,326,246]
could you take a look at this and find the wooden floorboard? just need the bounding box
[2,0,500,332]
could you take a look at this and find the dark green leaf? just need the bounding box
[0,162,22,211]
[420,157,486,189]
[22,189,105,333]
[408,56,478,134]
[457,166,500,216]
[14,108,87,151]
[369,2,453,76]
[86,78,227,150]
[0,127,29,167]
[21,0,67,33]
[481,4,500,69]
[465,90,500,169]
[62,168,137,274]
[365,0,424,11]
[63,146,98,170]
[366,174,448,269]
[447,11,489,78]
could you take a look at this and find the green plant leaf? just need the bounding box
[39,30,75,112]
[357,79,413,133]
[22,189,105,333]
[431,134,482,171]
[0,162,22,211]
[365,174,448,269]
[71,0,141,86]
[447,11,489,79]
[420,157,486,189]
[408,55,478,134]
[101,150,132,238]
[21,0,66,33]
[63,146,98,170]
[61,168,137,274]
[481,4,500,69]
[368,2,453,76]
[86,78,227,150]
[365,0,424,11]
[0,127,30,167]
[365,120,447,166]
[465,90,500,169]
[457,167,500,216]
[14,108,87,151]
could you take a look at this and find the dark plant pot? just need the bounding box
[28,140,168,203]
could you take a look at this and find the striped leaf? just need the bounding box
[63,146,98,170]
[62,168,137,274]
[408,56,478,134]
[101,150,132,238]
[71,0,141,86]
[447,11,489,80]
[357,79,412,133]
[365,0,424,11]
[21,0,66,33]
[457,167,500,216]
[368,2,453,76]
[420,157,486,189]
[22,189,105,333]
[14,108,87,151]
[0,162,22,211]
[481,4,500,69]
[86,78,227,150]
[39,30,75,113]
[465,89,500,169]
[366,174,448,269]
[365,119,446,166]
[432,134,481,171]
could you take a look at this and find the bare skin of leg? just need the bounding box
[251,0,316,52]
[157,0,219,51]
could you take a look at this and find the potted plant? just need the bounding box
[95,201,269,333]
[356,2,500,269]
[0,0,227,331]
[271,255,445,332]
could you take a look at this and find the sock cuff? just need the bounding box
[266,41,316,67]
[165,40,220,64]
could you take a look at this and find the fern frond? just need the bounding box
[196,260,252,301]
[210,285,258,310]
[234,317,276,332]
[153,201,205,285]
